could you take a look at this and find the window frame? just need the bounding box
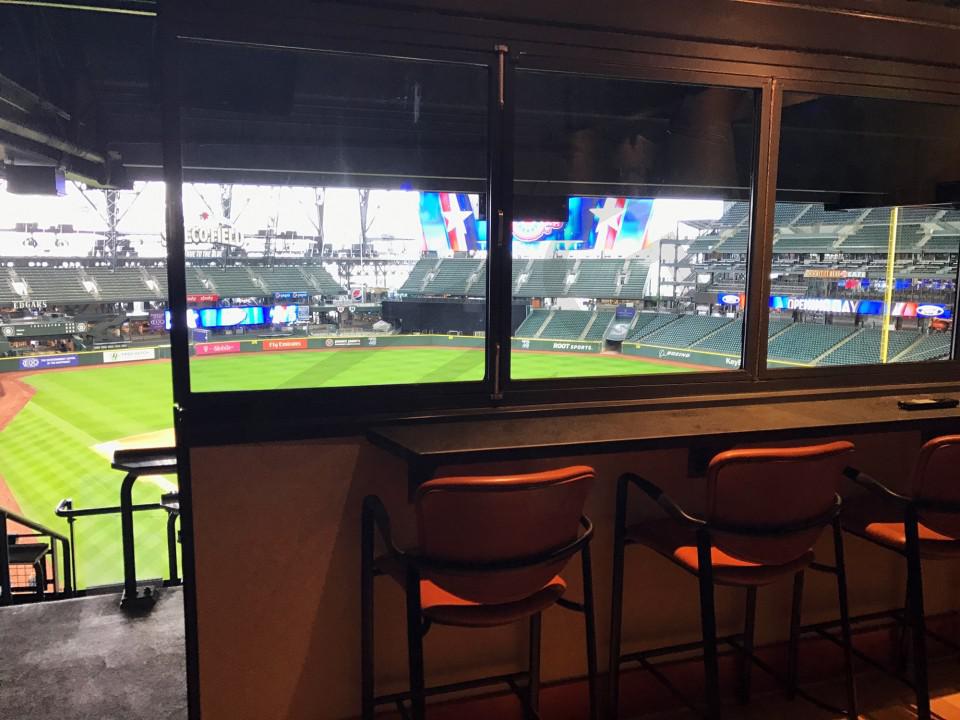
[159,22,960,438]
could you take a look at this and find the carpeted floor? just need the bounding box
[0,588,187,720]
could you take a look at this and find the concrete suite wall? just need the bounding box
[190,430,960,720]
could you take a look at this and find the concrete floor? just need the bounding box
[0,588,187,720]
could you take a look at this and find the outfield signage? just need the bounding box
[196,342,241,356]
[103,347,156,364]
[187,293,219,303]
[263,338,308,352]
[274,291,309,301]
[770,295,952,319]
[513,338,600,353]
[19,354,79,370]
[803,269,866,279]
[716,292,744,306]
[324,337,363,347]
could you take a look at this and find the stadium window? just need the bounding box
[176,42,489,393]
[768,92,960,370]
[510,71,757,380]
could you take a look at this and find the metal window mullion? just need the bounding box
[746,79,782,380]
[488,45,514,401]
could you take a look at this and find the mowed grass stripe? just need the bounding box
[1,347,687,587]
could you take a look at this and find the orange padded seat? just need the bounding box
[419,576,567,627]
[843,496,960,560]
[627,519,815,586]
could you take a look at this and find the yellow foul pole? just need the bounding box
[880,206,899,363]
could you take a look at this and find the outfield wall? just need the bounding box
[0,334,808,373]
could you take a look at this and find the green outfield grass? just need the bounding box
[0,346,689,588]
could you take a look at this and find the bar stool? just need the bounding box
[609,441,858,720]
[842,435,960,720]
[361,466,598,720]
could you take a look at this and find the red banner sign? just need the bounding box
[195,341,241,356]
[263,338,308,352]
[187,294,219,303]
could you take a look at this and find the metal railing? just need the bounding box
[1,507,73,606]
[55,492,181,592]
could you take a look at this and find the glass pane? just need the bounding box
[179,43,488,392]
[769,93,960,369]
[511,71,757,379]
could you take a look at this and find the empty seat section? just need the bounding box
[86,268,156,301]
[641,315,732,347]
[618,261,650,299]
[204,268,266,298]
[423,259,482,295]
[794,204,863,226]
[301,267,345,295]
[257,267,315,293]
[399,259,436,295]
[773,203,808,228]
[693,318,743,354]
[539,310,592,339]
[820,329,918,366]
[773,236,838,254]
[15,268,92,303]
[627,313,679,342]
[583,310,615,341]
[567,260,622,298]
[516,260,573,297]
[716,228,748,254]
[923,235,960,253]
[895,333,952,363]
[514,309,551,338]
[767,323,854,363]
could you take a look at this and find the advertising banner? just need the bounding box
[195,342,241,356]
[148,311,166,330]
[323,337,363,348]
[263,338,308,352]
[103,347,157,364]
[19,354,79,370]
[187,293,219,303]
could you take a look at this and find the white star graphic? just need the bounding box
[590,199,625,239]
[442,207,473,239]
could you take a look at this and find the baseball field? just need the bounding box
[0,346,692,588]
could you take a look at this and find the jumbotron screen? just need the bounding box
[164,304,306,330]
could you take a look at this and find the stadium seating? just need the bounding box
[689,234,723,254]
[716,202,750,227]
[583,310,615,341]
[840,224,924,252]
[819,328,918,366]
[515,259,574,297]
[539,310,592,339]
[627,313,680,342]
[299,267,346,296]
[767,317,793,337]
[202,268,267,297]
[257,267,317,294]
[692,318,743,354]
[15,268,93,303]
[400,258,437,295]
[716,228,749,254]
[0,272,23,304]
[793,204,865,227]
[567,259,623,298]
[773,235,840,253]
[515,308,551,338]
[923,235,960,253]
[767,323,854,363]
[894,333,951,363]
[424,259,483,295]
[617,260,650,300]
[773,203,807,226]
[641,314,732,347]
[86,268,157,301]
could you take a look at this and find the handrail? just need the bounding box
[56,498,170,518]
[1,506,69,544]
[1,506,73,604]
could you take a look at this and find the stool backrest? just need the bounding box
[911,435,960,537]
[706,441,854,565]
[415,465,594,604]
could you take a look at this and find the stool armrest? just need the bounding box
[362,495,410,566]
[842,466,910,504]
[620,473,705,527]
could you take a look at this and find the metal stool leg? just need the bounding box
[527,612,542,719]
[361,508,375,720]
[697,529,722,720]
[581,542,599,720]
[738,586,757,705]
[787,571,805,700]
[905,509,930,720]
[34,560,45,600]
[608,476,629,719]
[405,567,426,720]
[832,518,858,719]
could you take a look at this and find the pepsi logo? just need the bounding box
[917,304,945,317]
